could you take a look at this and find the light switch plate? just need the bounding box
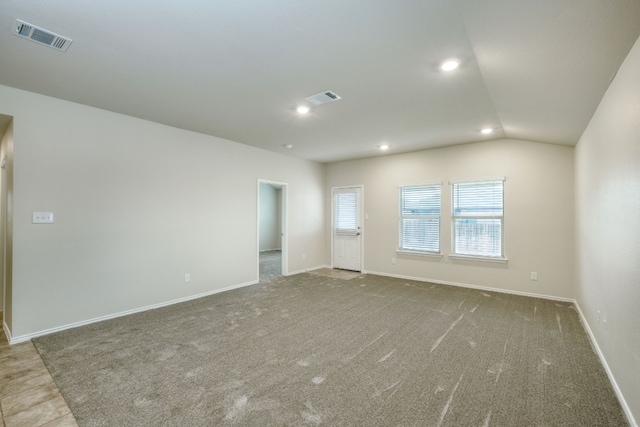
[33,212,54,223]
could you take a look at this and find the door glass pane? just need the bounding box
[335,192,357,231]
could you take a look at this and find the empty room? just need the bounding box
[1,1,639,426]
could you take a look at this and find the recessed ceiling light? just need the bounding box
[296,105,310,114]
[440,59,460,72]
[480,128,493,135]
[380,144,390,151]
[284,144,293,149]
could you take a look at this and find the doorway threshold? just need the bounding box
[308,268,362,280]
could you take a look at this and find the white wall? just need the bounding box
[259,183,281,251]
[575,35,640,424]
[0,85,326,339]
[327,138,575,299]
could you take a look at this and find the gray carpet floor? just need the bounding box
[33,271,627,426]
[259,250,282,283]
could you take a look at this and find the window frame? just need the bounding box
[450,178,507,262]
[397,183,442,256]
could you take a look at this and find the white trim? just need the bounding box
[448,176,506,185]
[396,250,442,258]
[8,279,259,344]
[3,320,11,342]
[397,181,443,189]
[449,254,508,263]
[6,271,635,426]
[361,270,574,302]
[286,264,328,276]
[357,270,636,426]
[573,303,637,427]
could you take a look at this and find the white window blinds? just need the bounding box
[335,192,358,232]
[452,179,504,258]
[399,184,441,253]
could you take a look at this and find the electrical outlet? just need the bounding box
[302,253,306,260]
[184,273,191,283]
[391,257,396,265]
[33,212,54,223]
[530,272,538,281]
[597,310,601,324]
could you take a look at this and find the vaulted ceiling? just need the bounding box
[1,1,639,163]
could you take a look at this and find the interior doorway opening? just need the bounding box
[257,180,288,282]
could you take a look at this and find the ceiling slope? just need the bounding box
[456,0,640,146]
[0,0,639,163]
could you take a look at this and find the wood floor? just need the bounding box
[0,319,77,427]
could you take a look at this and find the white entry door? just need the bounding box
[333,187,362,271]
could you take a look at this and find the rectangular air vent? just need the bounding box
[306,91,342,106]
[13,19,72,52]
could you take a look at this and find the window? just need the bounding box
[335,191,358,233]
[451,179,504,259]
[399,184,441,253]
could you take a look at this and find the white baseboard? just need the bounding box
[362,270,575,302]
[286,265,329,276]
[8,279,259,345]
[362,270,636,425]
[364,269,635,426]
[3,320,11,342]
[8,269,635,426]
[573,303,637,427]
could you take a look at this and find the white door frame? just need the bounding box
[257,179,288,280]
[331,185,364,271]
[0,155,5,317]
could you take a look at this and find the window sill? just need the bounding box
[397,250,443,258]
[449,254,508,263]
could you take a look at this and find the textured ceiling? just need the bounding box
[1,0,639,163]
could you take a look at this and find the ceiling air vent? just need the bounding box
[305,91,342,106]
[13,19,72,52]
